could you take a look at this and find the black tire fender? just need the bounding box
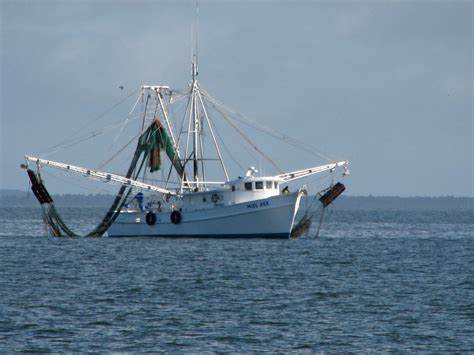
[170,210,182,224]
[146,211,157,226]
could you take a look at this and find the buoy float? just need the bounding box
[170,210,182,224]
[146,211,157,225]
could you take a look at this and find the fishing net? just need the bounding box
[26,120,182,237]
[290,182,346,239]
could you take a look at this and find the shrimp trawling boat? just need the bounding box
[22,24,349,239]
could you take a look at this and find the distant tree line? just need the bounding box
[0,189,115,207]
[332,195,473,211]
[0,189,472,210]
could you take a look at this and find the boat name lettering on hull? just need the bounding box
[246,201,270,209]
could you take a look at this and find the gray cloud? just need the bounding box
[1,0,472,196]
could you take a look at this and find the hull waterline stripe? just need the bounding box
[108,233,290,239]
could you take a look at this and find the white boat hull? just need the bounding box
[107,192,301,239]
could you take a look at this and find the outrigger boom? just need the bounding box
[24,155,177,196]
[25,155,348,195]
[277,161,349,182]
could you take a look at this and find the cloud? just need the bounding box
[1,1,472,196]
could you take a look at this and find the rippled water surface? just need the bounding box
[0,207,473,352]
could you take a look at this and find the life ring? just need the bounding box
[146,211,157,226]
[211,193,219,203]
[170,210,182,224]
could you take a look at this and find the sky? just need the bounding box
[0,0,472,197]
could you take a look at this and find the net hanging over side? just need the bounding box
[25,120,179,237]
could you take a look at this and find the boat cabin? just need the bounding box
[178,174,284,211]
[225,176,283,204]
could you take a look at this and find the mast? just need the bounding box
[191,0,200,188]
[179,1,229,190]
[192,77,198,185]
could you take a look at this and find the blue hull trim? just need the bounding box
[108,233,290,239]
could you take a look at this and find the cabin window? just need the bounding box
[231,185,236,192]
[244,182,252,191]
[255,181,263,190]
[274,182,278,189]
[266,181,272,189]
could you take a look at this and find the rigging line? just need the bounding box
[41,108,141,161]
[205,99,284,173]
[42,87,141,154]
[227,112,333,162]
[40,110,141,156]
[205,98,260,168]
[153,96,160,121]
[141,96,160,183]
[197,88,229,180]
[137,94,151,184]
[195,89,206,185]
[166,90,193,190]
[164,158,175,191]
[41,131,104,157]
[42,169,114,195]
[96,130,143,170]
[203,91,325,158]
[211,116,245,171]
[166,89,192,189]
[168,92,188,101]
[304,172,334,191]
[183,90,194,190]
[218,112,267,170]
[141,94,151,131]
[107,112,141,154]
[96,109,160,171]
[104,92,144,167]
[141,177,181,185]
[199,125,205,185]
[181,152,197,171]
[39,114,142,158]
[108,90,149,154]
[165,96,188,123]
[202,90,335,162]
[206,101,263,166]
[158,90,190,188]
[157,90,178,151]
[160,160,165,187]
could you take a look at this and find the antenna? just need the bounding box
[192,0,199,81]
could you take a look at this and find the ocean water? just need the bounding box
[0,207,473,352]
